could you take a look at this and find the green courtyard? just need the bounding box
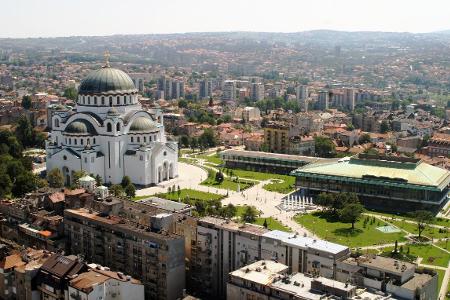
[294,212,407,248]
[380,243,449,268]
[156,188,224,202]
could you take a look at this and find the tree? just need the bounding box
[110,184,124,197]
[263,218,268,228]
[0,170,12,198]
[380,121,390,134]
[178,99,188,108]
[314,136,336,158]
[339,202,365,230]
[199,128,217,148]
[242,206,259,223]
[63,87,78,100]
[215,171,224,184]
[359,133,371,145]
[95,174,102,186]
[315,192,334,209]
[409,210,434,238]
[47,168,64,188]
[21,95,32,110]
[12,172,37,197]
[180,135,190,148]
[125,184,136,198]
[72,170,87,187]
[121,176,131,188]
[15,116,33,148]
[220,203,237,219]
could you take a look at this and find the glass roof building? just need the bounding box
[290,154,450,213]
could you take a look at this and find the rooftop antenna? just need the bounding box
[103,50,110,68]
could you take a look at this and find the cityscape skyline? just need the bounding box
[1,0,450,38]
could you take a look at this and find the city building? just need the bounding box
[289,135,315,156]
[68,265,145,300]
[199,79,213,99]
[227,260,357,300]
[336,255,438,300]
[222,80,236,102]
[221,150,322,174]
[64,208,186,299]
[250,82,264,101]
[317,91,329,110]
[296,85,308,102]
[46,62,178,186]
[343,88,356,111]
[427,133,450,158]
[242,106,261,122]
[291,153,450,213]
[264,121,290,153]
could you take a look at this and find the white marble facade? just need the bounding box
[46,64,178,186]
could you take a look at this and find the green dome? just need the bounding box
[78,67,137,95]
[65,119,97,135]
[129,117,158,132]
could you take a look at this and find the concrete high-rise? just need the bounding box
[199,79,213,99]
[250,82,264,101]
[222,80,236,102]
[318,90,329,110]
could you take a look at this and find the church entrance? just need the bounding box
[62,167,70,186]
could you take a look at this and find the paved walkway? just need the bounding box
[136,162,227,197]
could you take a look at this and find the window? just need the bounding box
[94,96,97,105]
[69,138,71,144]
[93,138,96,144]
[87,138,90,145]
[144,136,146,143]
[74,139,77,145]
[131,137,134,143]
[140,155,143,161]
[101,96,105,105]
[81,139,84,145]
[54,119,59,127]
[107,123,112,132]
[109,97,113,107]
[63,155,67,160]
[116,123,120,131]
[84,157,87,163]
[149,136,152,142]
[137,137,140,143]
[88,96,91,105]
[91,157,94,163]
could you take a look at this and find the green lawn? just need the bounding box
[294,212,407,248]
[255,217,291,232]
[436,240,450,251]
[201,168,253,191]
[365,210,450,228]
[156,188,224,202]
[389,220,449,239]
[381,244,449,268]
[194,153,224,165]
[435,269,446,295]
[235,205,290,232]
[132,195,153,201]
[224,168,296,194]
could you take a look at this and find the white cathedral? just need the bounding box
[46,60,178,186]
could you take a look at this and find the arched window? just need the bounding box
[81,139,84,145]
[137,137,140,143]
[93,138,96,144]
[131,137,134,143]
[87,138,90,145]
[101,96,105,105]
[69,138,72,144]
[149,136,152,142]
[54,119,59,127]
[88,96,91,105]
[109,96,113,107]
[144,136,147,143]
[94,96,97,105]
[74,139,77,145]
[82,96,85,104]
[107,123,112,132]
[116,123,120,131]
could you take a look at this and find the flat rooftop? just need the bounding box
[263,230,349,255]
[199,216,269,236]
[292,154,450,190]
[137,196,192,212]
[221,149,324,164]
[229,260,288,285]
[357,255,416,276]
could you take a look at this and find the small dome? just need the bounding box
[107,107,120,116]
[65,119,97,135]
[129,117,158,132]
[78,67,137,95]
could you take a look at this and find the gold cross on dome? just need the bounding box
[104,50,110,67]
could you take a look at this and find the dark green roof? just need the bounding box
[129,117,158,132]
[65,119,97,135]
[78,67,137,95]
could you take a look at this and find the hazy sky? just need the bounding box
[1,0,450,38]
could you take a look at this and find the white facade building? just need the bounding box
[46,63,178,186]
